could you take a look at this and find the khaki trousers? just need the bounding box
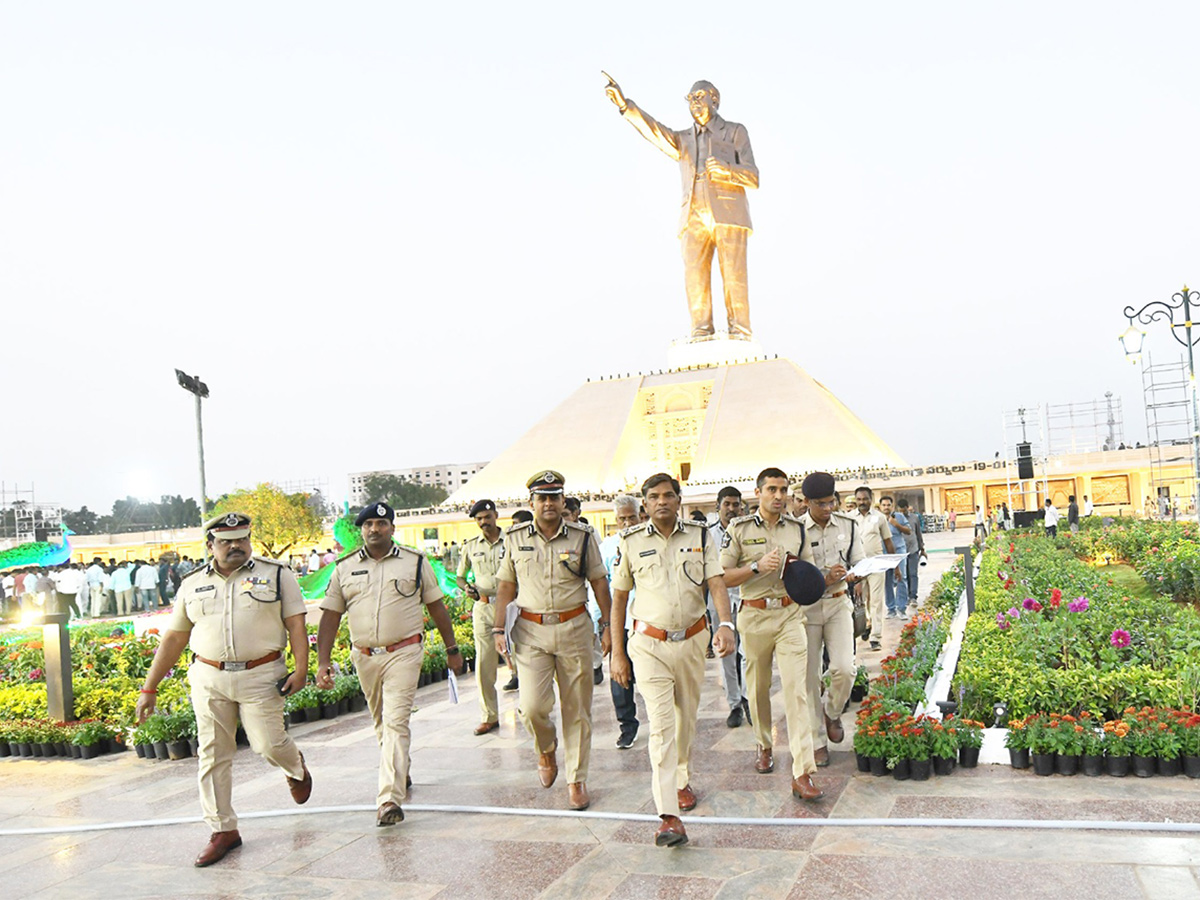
[738,603,815,777]
[89,584,105,617]
[511,612,593,783]
[865,571,886,643]
[472,600,499,724]
[627,628,706,817]
[805,599,855,750]
[115,588,133,616]
[356,641,423,808]
[189,658,303,832]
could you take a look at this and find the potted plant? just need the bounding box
[1050,715,1085,776]
[928,719,958,776]
[316,684,339,719]
[1025,714,1056,776]
[344,673,366,712]
[956,718,984,768]
[1152,718,1182,777]
[850,665,870,703]
[141,713,170,760]
[71,721,115,759]
[1125,709,1158,777]
[889,717,929,781]
[1005,714,1032,769]
[1102,719,1131,777]
[164,708,193,760]
[1079,718,1105,776]
[0,721,12,757]
[852,715,887,774]
[1177,711,1200,778]
[131,721,153,759]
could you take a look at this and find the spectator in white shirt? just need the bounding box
[85,557,107,617]
[52,564,84,618]
[1043,500,1061,538]
[135,559,160,612]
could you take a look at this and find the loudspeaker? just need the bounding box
[1016,442,1034,480]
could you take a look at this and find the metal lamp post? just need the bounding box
[175,368,210,530]
[1122,286,1200,523]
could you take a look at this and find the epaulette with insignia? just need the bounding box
[506,521,534,534]
[395,543,425,559]
[251,555,284,566]
[180,565,207,582]
[618,523,642,538]
[728,513,757,527]
[564,520,592,534]
[781,513,804,525]
[334,548,360,564]
[832,511,855,523]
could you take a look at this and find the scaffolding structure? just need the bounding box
[0,484,62,543]
[1045,394,1124,455]
[1141,351,1196,510]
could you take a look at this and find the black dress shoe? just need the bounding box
[502,674,519,692]
[616,730,637,749]
[726,705,744,728]
[593,666,603,685]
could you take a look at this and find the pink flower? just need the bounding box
[1110,629,1131,648]
[1068,598,1089,613]
[996,612,1009,629]
[1022,597,1038,611]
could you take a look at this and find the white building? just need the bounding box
[348,462,489,505]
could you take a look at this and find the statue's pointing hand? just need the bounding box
[604,73,627,112]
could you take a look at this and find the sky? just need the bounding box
[3,2,1199,513]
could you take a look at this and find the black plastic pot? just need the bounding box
[70,743,82,758]
[854,752,871,773]
[933,755,956,776]
[167,739,191,760]
[302,706,320,722]
[289,709,305,724]
[1132,754,1156,777]
[153,740,170,760]
[0,741,10,758]
[959,746,981,768]
[1105,754,1129,777]
[1055,754,1079,776]
[337,697,350,715]
[892,758,911,781]
[79,743,100,759]
[1184,755,1200,778]
[188,737,199,755]
[134,743,146,758]
[350,695,367,713]
[1157,756,1181,777]
[869,757,888,776]
[1031,752,1055,776]
[1009,747,1030,769]
[320,702,339,720]
[910,758,932,781]
[1081,753,1104,776]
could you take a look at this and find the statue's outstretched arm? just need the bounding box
[617,99,682,162]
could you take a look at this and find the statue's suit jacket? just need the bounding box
[621,100,758,236]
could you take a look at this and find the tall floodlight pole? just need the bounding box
[174,369,210,528]
[1121,286,1200,524]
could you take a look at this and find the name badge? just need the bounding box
[195,585,216,593]
[351,569,368,576]
[639,550,657,557]
[745,538,766,545]
[518,546,534,552]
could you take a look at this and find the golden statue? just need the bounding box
[605,73,759,341]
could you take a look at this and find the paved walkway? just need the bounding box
[3,529,1199,898]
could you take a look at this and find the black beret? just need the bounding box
[356,501,395,526]
[800,471,836,499]
[783,558,826,606]
[468,499,497,517]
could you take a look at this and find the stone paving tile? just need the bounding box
[1134,866,1200,899]
[607,873,722,899]
[787,854,1144,900]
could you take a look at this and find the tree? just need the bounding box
[211,483,323,559]
[62,506,99,534]
[361,473,448,511]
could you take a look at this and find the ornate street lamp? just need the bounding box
[1123,286,1200,521]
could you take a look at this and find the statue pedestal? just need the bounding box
[667,335,767,370]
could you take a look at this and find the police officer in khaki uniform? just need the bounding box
[720,467,823,801]
[136,513,312,868]
[316,501,463,826]
[611,473,734,847]
[494,470,612,811]
[797,472,865,766]
[456,498,507,735]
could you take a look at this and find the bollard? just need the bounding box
[43,613,74,722]
[955,546,975,615]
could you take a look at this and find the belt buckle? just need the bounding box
[765,597,782,610]
[666,629,687,642]
[370,646,387,656]
[542,612,561,625]
[223,661,247,672]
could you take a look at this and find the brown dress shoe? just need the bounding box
[568,781,590,810]
[286,753,312,805]
[754,746,774,774]
[376,802,404,826]
[825,712,845,744]
[791,774,825,801]
[538,749,558,788]
[473,721,499,736]
[194,829,242,867]
[677,784,697,812]
[814,746,830,767]
[655,815,688,847]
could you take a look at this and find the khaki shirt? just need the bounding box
[852,508,893,557]
[496,520,606,613]
[321,544,443,647]
[719,513,806,601]
[799,511,864,597]
[611,519,721,631]
[167,557,306,661]
[457,531,505,598]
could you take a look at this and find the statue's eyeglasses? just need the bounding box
[685,91,711,104]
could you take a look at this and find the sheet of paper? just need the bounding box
[447,670,459,705]
[849,554,908,578]
[504,602,520,655]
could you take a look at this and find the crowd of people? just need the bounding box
[0,556,200,621]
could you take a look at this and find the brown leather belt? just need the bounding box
[518,604,588,625]
[194,650,281,672]
[633,615,708,643]
[356,633,423,656]
[741,596,793,610]
[824,589,848,600]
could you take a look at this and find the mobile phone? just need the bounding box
[276,672,294,695]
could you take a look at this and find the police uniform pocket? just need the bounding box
[185,593,215,619]
[240,586,278,610]
[632,555,667,589]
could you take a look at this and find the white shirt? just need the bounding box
[54,568,84,593]
[1084,499,1093,516]
[135,565,160,590]
[1044,505,1061,527]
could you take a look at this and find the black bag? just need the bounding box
[852,592,870,640]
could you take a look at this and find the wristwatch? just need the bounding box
[750,561,760,574]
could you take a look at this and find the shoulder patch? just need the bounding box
[506,521,534,535]
[618,524,642,538]
[781,513,803,525]
[251,555,284,567]
[728,514,756,528]
[180,566,207,582]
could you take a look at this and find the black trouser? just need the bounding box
[611,636,638,739]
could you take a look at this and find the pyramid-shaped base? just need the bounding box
[449,355,906,502]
